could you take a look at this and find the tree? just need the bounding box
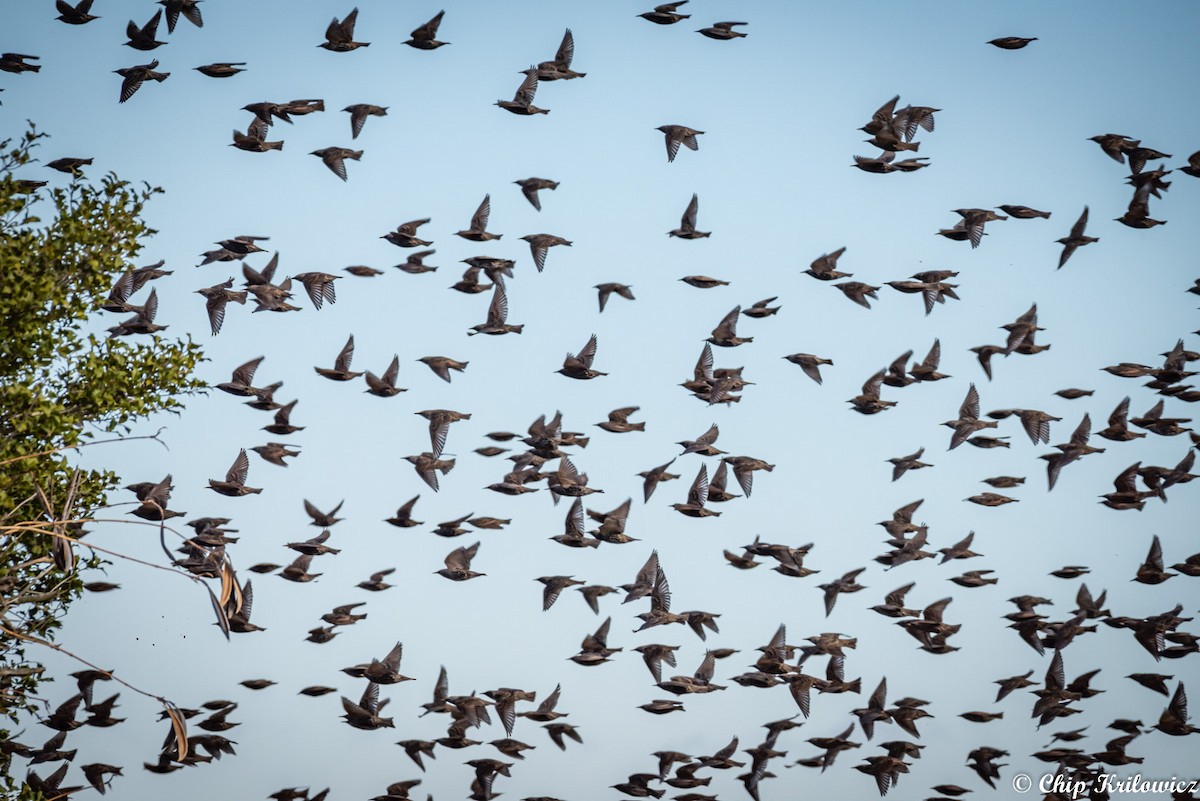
[0,124,205,792]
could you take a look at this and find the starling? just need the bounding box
[321,8,369,51]
[114,59,169,103]
[657,125,703,162]
[196,62,246,78]
[310,147,362,181]
[405,10,448,49]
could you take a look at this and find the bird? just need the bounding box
[291,272,339,310]
[514,177,558,211]
[384,497,422,528]
[558,334,605,379]
[207,450,261,496]
[657,126,703,163]
[418,356,468,383]
[784,353,833,384]
[669,194,710,239]
[0,53,40,74]
[383,219,433,248]
[405,452,456,492]
[671,464,721,518]
[680,275,729,288]
[537,576,585,611]
[196,62,246,78]
[321,8,369,51]
[341,683,393,730]
[397,250,438,274]
[365,356,406,397]
[538,29,586,80]
[707,306,752,347]
[56,0,99,24]
[1057,206,1098,268]
[597,407,644,434]
[1134,535,1174,585]
[195,279,248,335]
[819,568,868,616]
[697,21,747,39]
[1155,683,1198,736]
[988,36,1037,49]
[115,59,169,103]
[436,542,484,581]
[1089,133,1140,163]
[469,283,523,336]
[303,499,344,528]
[263,400,303,436]
[944,384,996,449]
[231,120,283,153]
[998,204,1050,219]
[251,442,300,467]
[496,69,548,115]
[158,0,202,31]
[595,283,635,312]
[342,642,412,684]
[310,147,362,181]
[835,281,880,309]
[404,10,448,49]
[315,335,363,381]
[888,448,932,482]
[457,195,502,241]
[641,2,690,24]
[124,10,166,50]
[342,104,387,139]
[848,370,896,415]
[521,234,571,272]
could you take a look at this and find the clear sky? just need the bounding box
[4,1,1200,799]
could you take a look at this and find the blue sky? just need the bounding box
[5,1,1200,798]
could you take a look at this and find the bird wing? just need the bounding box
[861,369,885,398]
[960,384,980,419]
[382,642,404,672]
[470,194,492,230]
[1070,206,1089,237]
[539,684,562,714]
[1070,413,1092,446]
[487,282,509,325]
[1147,535,1165,571]
[686,464,710,507]
[694,342,715,380]
[681,193,700,230]
[555,28,575,67]
[411,9,444,40]
[695,423,720,448]
[564,498,585,537]
[729,461,753,497]
[226,449,249,484]
[334,335,355,372]
[887,349,913,380]
[711,306,740,339]
[513,71,539,104]
[650,568,672,612]
[576,334,598,368]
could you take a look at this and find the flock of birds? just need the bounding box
[4,2,1200,801]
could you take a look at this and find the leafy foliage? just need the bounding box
[0,124,206,791]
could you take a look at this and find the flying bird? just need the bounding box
[1057,206,1098,268]
[310,147,362,181]
[405,10,448,49]
[115,60,169,103]
[321,8,369,51]
[657,125,703,162]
